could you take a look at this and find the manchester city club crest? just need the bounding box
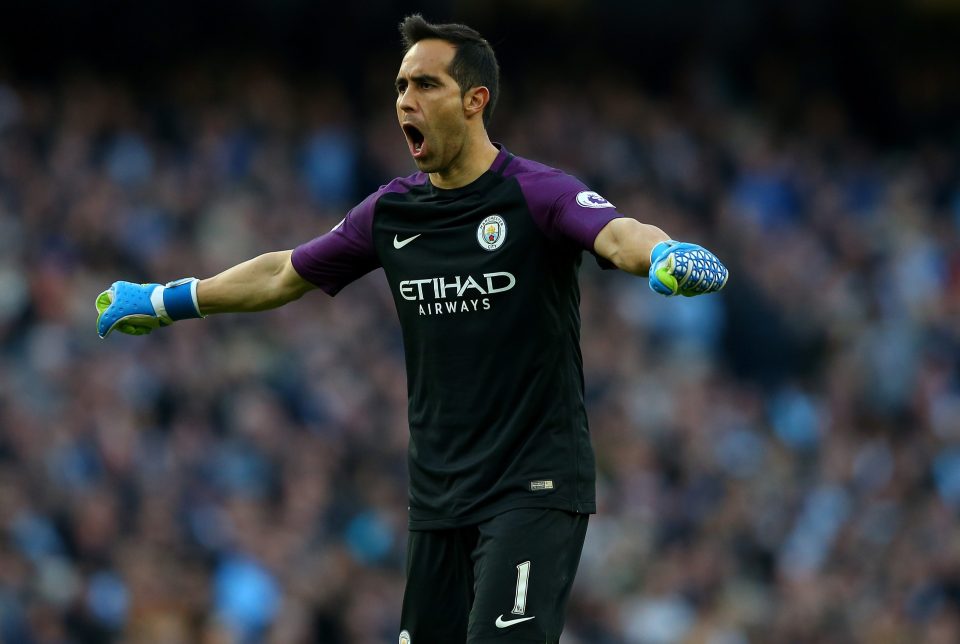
[477,214,507,251]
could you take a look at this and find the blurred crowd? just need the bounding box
[0,59,959,644]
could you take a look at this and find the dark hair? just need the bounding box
[399,14,500,127]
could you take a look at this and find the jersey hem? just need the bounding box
[408,497,596,531]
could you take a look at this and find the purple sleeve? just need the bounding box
[513,169,624,251]
[291,192,380,296]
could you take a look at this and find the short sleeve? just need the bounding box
[513,169,624,252]
[291,192,381,296]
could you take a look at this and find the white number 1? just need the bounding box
[511,561,531,615]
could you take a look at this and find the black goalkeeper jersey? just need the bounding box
[292,145,624,529]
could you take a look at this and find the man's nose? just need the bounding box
[398,91,416,113]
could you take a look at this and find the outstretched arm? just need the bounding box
[197,250,315,314]
[96,251,316,338]
[593,217,729,296]
[593,218,670,276]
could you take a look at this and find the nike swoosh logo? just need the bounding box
[495,615,536,628]
[393,234,421,249]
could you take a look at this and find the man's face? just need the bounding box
[396,39,469,173]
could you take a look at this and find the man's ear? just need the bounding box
[463,86,490,120]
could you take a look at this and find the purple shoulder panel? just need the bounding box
[291,173,427,295]
[504,154,624,251]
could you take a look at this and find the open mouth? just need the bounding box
[402,123,427,158]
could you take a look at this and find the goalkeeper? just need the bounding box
[97,14,727,644]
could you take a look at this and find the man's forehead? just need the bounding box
[397,39,456,78]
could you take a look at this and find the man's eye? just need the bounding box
[419,82,432,89]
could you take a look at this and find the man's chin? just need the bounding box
[413,156,438,173]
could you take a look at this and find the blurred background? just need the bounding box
[0,0,959,642]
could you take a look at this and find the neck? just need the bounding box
[429,135,499,189]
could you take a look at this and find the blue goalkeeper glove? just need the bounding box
[648,240,728,296]
[96,278,203,338]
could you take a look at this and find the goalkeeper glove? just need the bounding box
[648,240,728,296]
[96,278,203,338]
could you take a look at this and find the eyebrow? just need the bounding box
[395,74,444,90]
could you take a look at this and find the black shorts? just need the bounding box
[399,507,589,644]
